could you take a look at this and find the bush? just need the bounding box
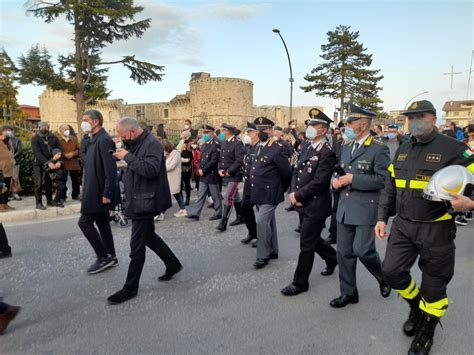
[19,141,35,196]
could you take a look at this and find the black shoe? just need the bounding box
[241,235,256,244]
[251,240,257,248]
[87,257,115,274]
[404,306,422,336]
[281,284,308,296]
[269,253,279,259]
[294,226,301,233]
[379,281,391,298]
[107,289,137,305]
[55,201,65,208]
[0,250,12,259]
[321,264,336,276]
[207,203,214,209]
[209,214,222,221]
[326,236,337,245]
[216,205,231,231]
[285,205,295,211]
[229,216,244,226]
[455,216,468,226]
[408,311,439,355]
[72,196,80,201]
[186,214,200,221]
[329,294,359,308]
[47,201,54,207]
[158,265,183,281]
[36,203,47,210]
[253,258,269,269]
[109,257,119,267]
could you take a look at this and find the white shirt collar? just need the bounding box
[227,135,234,142]
[310,137,325,149]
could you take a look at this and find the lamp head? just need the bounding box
[272,29,280,33]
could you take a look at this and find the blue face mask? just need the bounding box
[386,133,397,140]
[219,132,225,140]
[344,127,358,140]
[203,133,211,142]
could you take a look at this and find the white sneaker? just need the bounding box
[154,213,165,221]
[174,209,188,217]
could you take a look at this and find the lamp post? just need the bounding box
[272,29,294,124]
[404,91,429,110]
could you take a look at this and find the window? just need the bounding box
[164,108,169,118]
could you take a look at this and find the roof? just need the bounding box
[19,104,40,109]
[442,100,474,112]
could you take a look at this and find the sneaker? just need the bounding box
[109,257,119,267]
[174,209,188,217]
[12,193,22,201]
[466,211,473,221]
[455,216,468,226]
[154,213,165,222]
[207,196,213,204]
[87,258,115,274]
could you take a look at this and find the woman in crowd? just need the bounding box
[162,139,187,218]
[181,140,193,206]
[0,126,15,212]
[192,140,202,190]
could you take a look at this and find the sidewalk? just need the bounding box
[0,196,81,223]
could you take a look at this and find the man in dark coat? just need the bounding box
[78,110,118,275]
[108,117,182,305]
[0,170,12,258]
[31,121,62,209]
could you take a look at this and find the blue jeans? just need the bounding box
[173,193,185,210]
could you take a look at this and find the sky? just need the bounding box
[1,0,473,118]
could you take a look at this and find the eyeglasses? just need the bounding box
[407,113,426,120]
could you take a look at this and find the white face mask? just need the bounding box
[468,141,474,149]
[191,144,197,149]
[81,121,92,134]
[63,130,70,137]
[116,142,122,150]
[242,134,252,145]
[291,125,296,129]
[184,125,190,130]
[305,125,318,140]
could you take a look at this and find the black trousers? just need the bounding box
[0,223,11,253]
[0,177,11,204]
[240,199,257,238]
[78,212,116,259]
[53,179,66,202]
[293,216,337,289]
[181,170,192,200]
[382,216,456,304]
[328,189,340,240]
[124,218,181,292]
[33,165,52,204]
[62,170,81,199]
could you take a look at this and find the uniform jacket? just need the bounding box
[250,139,292,206]
[31,133,61,167]
[378,129,474,223]
[199,138,221,184]
[219,136,244,182]
[242,143,257,202]
[294,139,336,219]
[336,135,390,226]
[80,128,118,214]
[123,130,172,219]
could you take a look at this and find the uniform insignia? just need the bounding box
[411,102,418,109]
[426,153,441,162]
[309,108,319,118]
[463,149,473,159]
[364,135,373,146]
[415,174,431,181]
[307,167,312,173]
[310,156,319,161]
[397,153,407,161]
[259,117,263,124]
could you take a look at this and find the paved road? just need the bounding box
[1,204,473,354]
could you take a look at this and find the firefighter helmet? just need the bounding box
[423,165,473,202]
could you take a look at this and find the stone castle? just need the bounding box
[39,72,324,134]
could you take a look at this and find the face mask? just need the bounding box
[184,125,190,130]
[258,131,269,142]
[344,127,358,140]
[191,144,197,149]
[291,125,296,129]
[408,119,430,137]
[242,134,252,145]
[39,128,49,134]
[81,121,92,134]
[63,130,70,137]
[386,133,397,140]
[305,126,318,140]
[218,132,225,140]
[341,132,353,144]
[6,131,13,138]
[116,142,123,150]
[203,133,211,142]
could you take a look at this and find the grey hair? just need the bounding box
[118,117,140,130]
[83,110,103,125]
[38,121,49,128]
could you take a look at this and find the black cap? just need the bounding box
[234,128,242,136]
[202,124,215,132]
[52,148,62,156]
[346,103,376,122]
[253,117,275,130]
[245,122,257,131]
[221,123,236,134]
[403,100,436,116]
[307,108,333,126]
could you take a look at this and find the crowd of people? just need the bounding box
[1,101,474,355]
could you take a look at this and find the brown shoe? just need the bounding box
[5,204,15,210]
[0,305,21,334]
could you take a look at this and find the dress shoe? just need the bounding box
[269,253,278,259]
[107,289,138,305]
[253,258,269,269]
[251,240,257,248]
[0,250,12,258]
[329,294,359,308]
[325,236,337,245]
[240,235,256,244]
[294,226,301,233]
[207,203,214,209]
[321,264,336,276]
[209,214,222,221]
[379,281,391,298]
[281,284,308,296]
[285,205,295,211]
[158,265,183,281]
[229,216,244,226]
[0,305,20,334]
[186,214,199,221]
[36,203,47,210]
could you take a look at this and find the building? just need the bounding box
[38,72,325,134]
[19,104,41,126]
[442,100,474,128]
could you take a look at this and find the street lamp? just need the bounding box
[272,29,294,124]
[404,91,429,110]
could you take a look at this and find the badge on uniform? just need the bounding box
[310,156,319,161]
[426,153,441,162]
[307,167,312,173]
[397,154,407,161]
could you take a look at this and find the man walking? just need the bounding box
[108,117,182,304]
[78,110,118,274]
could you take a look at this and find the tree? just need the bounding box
[18,0,164,129]
[301,25,384,121]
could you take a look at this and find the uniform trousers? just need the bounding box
[187,181,222,217]
[256,204,278,259]
[222,181,241,207]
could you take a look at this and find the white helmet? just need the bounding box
[423,165,473,202]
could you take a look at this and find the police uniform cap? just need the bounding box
[307,108,333,126]
[221,123,237,134]
[403,100,436,116]
[202,124,215,132]
[253,117,275,130]
[245,122,257,131]
[345,103,376,123]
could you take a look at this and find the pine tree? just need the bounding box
[18,0,164,129]
[301,25,383,121]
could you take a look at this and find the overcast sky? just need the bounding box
[1,0,472,117]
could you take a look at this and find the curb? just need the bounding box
[0,203,81,223]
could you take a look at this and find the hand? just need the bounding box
[113,148,128,160]
[338,173,353,187]
[219,169,226,177]
[55,162,61,169]
[448,193,474,212]
[199,169,204,176]
[102,197,111,204]
[332,178,342,190]
[48,163,56,170]
[288,192,300,206]
[374,221,387,240]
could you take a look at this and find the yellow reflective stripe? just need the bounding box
[432,212,452,222]
[388,164,395,178]
[419,297,448,318]
[395,278,419,300]
[467,162,474,174]
[409,180,429,189]
[395,179,406,188]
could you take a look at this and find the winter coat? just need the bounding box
[165,149,182,195]
[0,140,14,178]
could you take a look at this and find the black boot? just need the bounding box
[408,310,439,355]
[185,196,190,206]
[216,205,232,232]
[403,295,422,336]
[229,202,244,226]
[241,234,256,244]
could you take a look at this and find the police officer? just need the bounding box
[375,100,474,355]
[330,104,391,308]
[240,122,259,244]
[281,110,338,296]
[250,117,291,269]
[216,124,244,231]
[187,125,223,221]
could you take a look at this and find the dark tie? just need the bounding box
[351,142,360,158]
[257,144,263,157]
